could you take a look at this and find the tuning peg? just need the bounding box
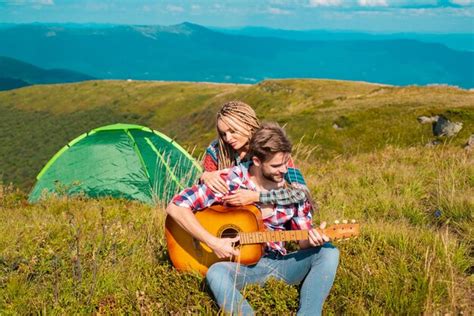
[342,220,348,224]
[334,220,340,224]
[351,219,356,223]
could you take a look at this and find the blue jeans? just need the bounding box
[206,243,339,316]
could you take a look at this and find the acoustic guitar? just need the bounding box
[165,204,360,276]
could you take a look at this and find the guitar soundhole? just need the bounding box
[220,227,241,247]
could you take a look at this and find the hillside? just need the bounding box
[0,56,94,90]
[0,77,29,91]
[0,79,472,191]
[0,79,472,314]
[0,23,472,88]
[0,146,472,314]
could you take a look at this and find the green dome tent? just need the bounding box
[29,123,202,205]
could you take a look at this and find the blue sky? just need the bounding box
[0,0,473,33]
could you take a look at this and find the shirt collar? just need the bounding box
[238,161,257,191]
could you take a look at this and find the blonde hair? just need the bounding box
[216,101,260,169]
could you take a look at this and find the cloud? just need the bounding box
[305,1,471,9]
[309,0,342,7]
[450,0,472,5]
[83,3,110,12]
[358,0,388,6]
[3,0,54,5]
[166,4,184,13]
[268,7,292,14]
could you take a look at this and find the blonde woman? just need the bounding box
[200,101,309,206]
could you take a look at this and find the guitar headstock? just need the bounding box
[323,219,360,241]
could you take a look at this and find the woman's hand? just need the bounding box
[200,170,229,194]
[221,189,259,206]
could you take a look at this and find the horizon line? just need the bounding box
[1,21,473,35]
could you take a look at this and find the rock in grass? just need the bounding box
[333,116,351,130]
[432,116,463,137]
[463,135,474,151]
[417,115,463,137]
[417,115,439,124]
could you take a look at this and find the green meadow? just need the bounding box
[0,79,472,313]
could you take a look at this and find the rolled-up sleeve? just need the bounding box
[171,165,244,211]
[171,184,219,211]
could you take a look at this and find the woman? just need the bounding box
[200,100,309,206]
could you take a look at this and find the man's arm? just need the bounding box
[166,168,242,258]
[166,203,239,258]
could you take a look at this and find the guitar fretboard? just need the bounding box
[238,225,358,245]
[239,230,309,244]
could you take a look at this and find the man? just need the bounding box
[166,122,339,315]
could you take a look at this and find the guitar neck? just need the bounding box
[239,230,309,245]
[239,224,358,245]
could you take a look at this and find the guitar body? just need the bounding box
[165,205,266,275]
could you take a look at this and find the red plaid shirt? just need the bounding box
[172,162,313,255]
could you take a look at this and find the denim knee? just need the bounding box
[325,245,340,267]
[313,244,340,268]
[206,262,231,286]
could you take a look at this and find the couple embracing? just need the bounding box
[166,101,339,315]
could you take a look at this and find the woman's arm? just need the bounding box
[259,157,310,205]
[259,187,307,205]
[221,185,309,206]
[222,157,311,206]
[200,140,229,194]
[285,157,307,186]
[202,151,218,172]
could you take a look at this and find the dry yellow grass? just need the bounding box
[1,145,472,314]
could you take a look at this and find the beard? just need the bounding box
[261,168,285,184]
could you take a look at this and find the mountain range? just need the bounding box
[0,22,472,88]
[0,56,93,91]
[212,26,474,52]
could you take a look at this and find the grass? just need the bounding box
[1,79,473,191]
[0,194,217,314]
[0,79,472,313]
[0,145,472,314]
